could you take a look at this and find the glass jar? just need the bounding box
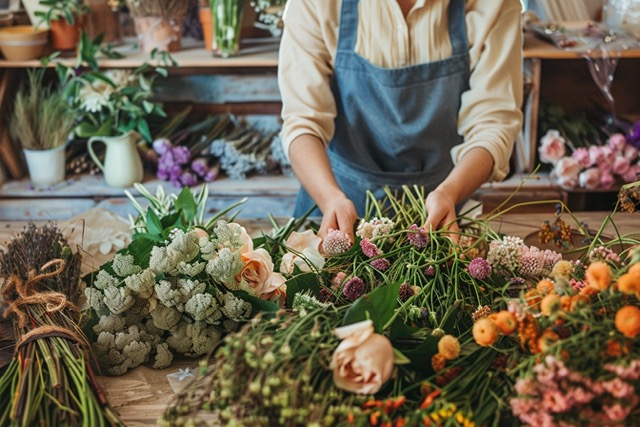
[211,0,246,57]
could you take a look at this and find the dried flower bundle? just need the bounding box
[0,224,123,426]
[125,0,192,18]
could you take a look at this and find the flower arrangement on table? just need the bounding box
[537,104,640,191]
[82,183,292,375]
[158,183,640,426]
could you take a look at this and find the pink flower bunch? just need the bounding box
[539,130,640,190]
[511,355,640,426]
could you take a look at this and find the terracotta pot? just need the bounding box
[0,25,48,60]
[50,17,82,50]
[198,7,213,51]
[133,16,183,53]
[84,0,121,44]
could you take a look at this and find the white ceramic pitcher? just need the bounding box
[87,131,144,188]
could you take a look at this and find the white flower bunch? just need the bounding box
[85,220,285,375]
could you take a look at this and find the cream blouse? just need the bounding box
[278,0,524,181]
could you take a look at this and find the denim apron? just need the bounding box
[294,0,470,217]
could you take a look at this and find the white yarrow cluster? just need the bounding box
[356,217,395,241]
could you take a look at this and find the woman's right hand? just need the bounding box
[318,194,358,243]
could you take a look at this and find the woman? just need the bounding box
[278,0,523,241]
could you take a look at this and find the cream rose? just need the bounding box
[280,230,325,274]
[330,319,394,394]
[236,248,285,297]
[538,130,567,164]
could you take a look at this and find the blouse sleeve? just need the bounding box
[452,0,524,182]
[278,0,337,160]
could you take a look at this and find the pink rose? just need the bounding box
[236,248,285,298]
[601,145,616,164]
[607,133,627,153]
[622,164,640,183]
[579,167,601,189]
[262,283,287,307]
[612,155,631,176]
[623,144,639,162]
[552,157,580,190]
[538,130,567,164]
[330,320,394,394]
[571,147,592,168]
[600,171,616,189]
[280,230,325,274]
[589,145,606,166]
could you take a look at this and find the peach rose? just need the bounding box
[330,319,394,394]
[538,130,567,164]
[280,230,325,274]
[578,167,601,190]
[552,157,580,189]
[236,248,285,297]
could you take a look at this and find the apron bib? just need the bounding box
[294,0,470,217]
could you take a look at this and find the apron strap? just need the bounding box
[448,0,469,56]
[337,0,359,52]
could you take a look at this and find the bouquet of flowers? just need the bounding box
[83,183,288,375]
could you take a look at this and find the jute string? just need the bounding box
[1,259,84,352]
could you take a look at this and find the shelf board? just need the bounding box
[0,37,280,69]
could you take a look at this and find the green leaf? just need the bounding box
[160,211,182,230]
[76,119,113,138]
[232,290,279,316]
[389,316,418,341]
[392,348,411,365]
[145,208,163,236]
[131,232,165,243]
[142,100,155,114]
[400,334,440,373]
[342,280,402,333]
[284,272,321,308]
[175,187,198,226]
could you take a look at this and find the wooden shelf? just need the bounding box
[524,31,640,59]
[0,37,280,69]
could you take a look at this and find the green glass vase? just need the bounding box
[210,0,245,57]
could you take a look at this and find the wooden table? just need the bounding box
[1,210,638,426]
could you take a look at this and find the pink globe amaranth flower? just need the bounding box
[538,129,567,164]
[342,277,366,301]
[332,272,347,290]
[370,258,390,272]
[622,164,640,183]
[399,283,414,302]
[572,147,592,168]
[467,258,491,280]
[360,238,380,258]
[578,167,601,189]
[612,155,631,176]
[424,266,435,276]
[600,171,616,189]
[322,229,352,256]
[608,133,627,152]
[407,224,429,248]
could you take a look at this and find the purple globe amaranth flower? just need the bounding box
[628,120,640,149]
[467,258,492,280]
[203,169,219,182]
[342,277,366,301]
[191,157,209,177]
[360,238,380,258]
[370,258,390,272]
[424,266,436,276]
[172,146,191,165]
[179,170,199,187]
[399,283,414,302]
[152,138,172,155]
[318,287,332,303]
[407,224,429,248]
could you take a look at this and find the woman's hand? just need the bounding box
[318,195,358,243]
[424,189,459,243]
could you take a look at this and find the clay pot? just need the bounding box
[133,16,183,53]
[198,7,213,51]
[49,17,82,50]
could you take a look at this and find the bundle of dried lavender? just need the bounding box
[0,224,123,426]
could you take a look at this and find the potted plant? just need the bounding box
[55,35,167,187]
[35,0,90,50]
[125,0,191,53]
[10,68,75,189]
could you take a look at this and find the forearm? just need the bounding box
[289,134,346,212]
[435,147,494,204]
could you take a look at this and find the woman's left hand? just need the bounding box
[424,189,459,243]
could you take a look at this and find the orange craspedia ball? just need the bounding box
[489,311,517,335]
[536,279,555,295]
[437,335,461,360]
[431,353,447,372]
[538,329,560,352]
[615,305,640,338]
[628,263,640,278]
[585,261,612,290]
[617,273,639,295]
[560,295,572,311]
[524,289,543,310]
[540,294,561,316]
[473,317,499,347]
[569,294,589,312]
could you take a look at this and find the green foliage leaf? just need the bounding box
[284,272,321,308]
[393,348,411,365]
[400,334,440,373]
[232,290,279,316]
[341,280,402,333]
[175,187,198,226]
[145,208,163,236]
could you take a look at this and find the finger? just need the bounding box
[336,212,356,243]
[318,215,337,238]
